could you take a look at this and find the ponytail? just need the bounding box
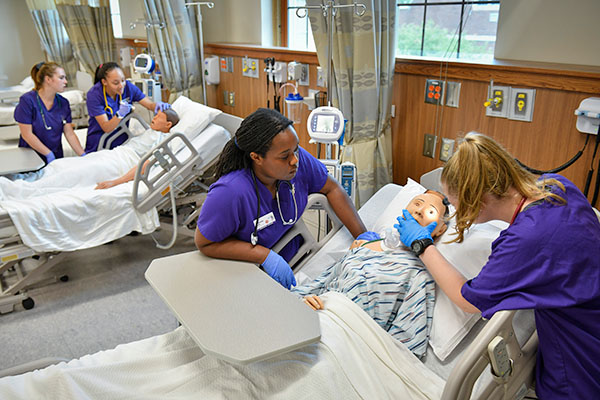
[94,62,121,84]
[30,61,61,91]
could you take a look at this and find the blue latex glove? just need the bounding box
[45,151,56,164]
[356,231,380,241]
[394,209,437,248]
[117,102,132,118]
[80,151,87,157]
[154,101,171,113]
[261,250,296,289]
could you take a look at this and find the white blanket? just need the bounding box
[0,132,165,252]
[0,293,444,400]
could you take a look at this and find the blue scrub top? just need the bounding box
[461,174,600,399]
[85,80,145,153]
[197,146,328,262]
[14,90,72,162]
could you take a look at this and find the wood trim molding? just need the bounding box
[204,43,318,64]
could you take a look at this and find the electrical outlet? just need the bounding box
[425,79,444,105]
[228,91,235,107]
[439,138,455,161]
[485,85,510,118]
[508,88,536,122]
[241,57,259,78]
[316,66,325,87]
[423,133,437,158]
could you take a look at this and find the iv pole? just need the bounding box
[289,1,366,158]
[185,2,214,105]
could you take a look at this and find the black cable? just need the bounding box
[591,140,600,207]
[584,130,600,195]
[515,134,590,175]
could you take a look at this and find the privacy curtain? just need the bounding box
[143,0,203,101]
[308,0,396,206]
[54,0,118,77]
[25,0,78,84]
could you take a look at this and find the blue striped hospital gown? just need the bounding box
[293,246,435,357]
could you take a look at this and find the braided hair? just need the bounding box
[94,62,122,84]
[215,108,293,179]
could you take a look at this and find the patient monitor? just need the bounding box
[131,79,162,103]
[307,106,344,143]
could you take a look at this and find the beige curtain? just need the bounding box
[308,0,396,206]
[54,0,118,77]
[26,0,78,84]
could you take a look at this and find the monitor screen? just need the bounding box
[135,57,148,67]
[316,115,335,133]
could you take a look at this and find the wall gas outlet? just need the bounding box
[316,66,325,87]
[242,57,259,78]
[423,133,437,158]
[509,88,536,122]
[439,138,455,161]
[220,56,233,73]
[485,85,510,118]
[425,79,444,105]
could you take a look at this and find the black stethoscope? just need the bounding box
[250,169,298,246]
[36,92,65,131]
[103,85,122,117]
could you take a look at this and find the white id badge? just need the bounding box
[254,212,276,231]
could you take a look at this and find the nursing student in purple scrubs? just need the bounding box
[195,108,371,290]
[14,62,85,163]
[395,132,600,399]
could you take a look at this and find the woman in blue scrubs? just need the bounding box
[195,108,371,289]
[14,62,85,163]
[85,62,170,153]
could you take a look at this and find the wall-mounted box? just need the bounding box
[242,57,259,78]
[220,56,233,73]
[423,133,437,158]
[485,85,510,118]
[444,81,461,108]
[425,79,444,105]
[508,88,536,122]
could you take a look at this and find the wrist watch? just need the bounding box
[411,238,433,256]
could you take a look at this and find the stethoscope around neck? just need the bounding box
[36,92,65,130]
[103,85,122,116]
[250,169,298,246]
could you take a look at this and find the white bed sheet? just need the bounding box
[0,123,230,252]
[0,89,86,127]
[0,292,444,400]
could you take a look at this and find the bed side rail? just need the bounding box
[132,132,200,213]
[271,193,343,271]
[98,112,150,151]
[441,310,538,400]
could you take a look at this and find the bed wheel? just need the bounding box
[22,297,35,310]
[60,275,69,282]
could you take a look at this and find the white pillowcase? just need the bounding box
[372,179,505,361]
[170,96,222,142]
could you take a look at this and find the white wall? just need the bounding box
[495,0,600,67]
[0,0,45,85]
[118,0,146,39]
[202,0,262,45]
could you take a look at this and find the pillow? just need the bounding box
[169,96,222,142]
[372,178,505,361]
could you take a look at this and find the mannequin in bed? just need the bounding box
[293,190,449,357]
[94,108,179,189]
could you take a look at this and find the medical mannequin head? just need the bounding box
[441,132,564,243]
[31,62,66,92]
[215,108,295,182]
[94,62,125,97]
[150,109,179,133]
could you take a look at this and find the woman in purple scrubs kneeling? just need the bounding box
[195,108,370,290]
[395,132,600,399]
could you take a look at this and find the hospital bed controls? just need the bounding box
[488,336,513,378]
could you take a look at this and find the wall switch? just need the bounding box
[439,138,455,161]
[485,85,510,118]
[425,79,444,105]
[445,81,461,108]
[423,133,437,158]
[242,57,259,78]
[316,66,325,87]
[508,88,536,122]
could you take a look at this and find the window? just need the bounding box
[109,0,122,39]
[287,0,316,51]
[396,0,500,61]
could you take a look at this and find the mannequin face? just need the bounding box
[405,191,447,238]
[150,111,172,133]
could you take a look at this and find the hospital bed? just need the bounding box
[0,97,241,314]
[0,170,554,399]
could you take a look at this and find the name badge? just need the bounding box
[254,212,276,231]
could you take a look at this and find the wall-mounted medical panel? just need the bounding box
[508,88,536,122]
[242,57,259,79]
[425,79,444,105]
[485,85,510,118]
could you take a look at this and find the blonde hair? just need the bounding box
[30,62,62,91]
[441,132,565,243]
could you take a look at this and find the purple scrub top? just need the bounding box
[461,174,600,399]
[14,90,72,162]
[85,80,145,153]
[197,146,328,262]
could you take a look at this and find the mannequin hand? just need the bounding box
[45,151,56,164]
[154,101,171,113]
[117,102,132,118]
[303,295,324,311]
[394,209,437,247]
[261,250,296,289]
[356,231,380,241]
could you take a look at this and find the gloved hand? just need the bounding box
[80,151,87,157]
[261,250,296,289]
[154,101,171,113]
[394,209,437,248]
[356,231,380,241]
[117,101,132,118]
[45,151,56,164]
